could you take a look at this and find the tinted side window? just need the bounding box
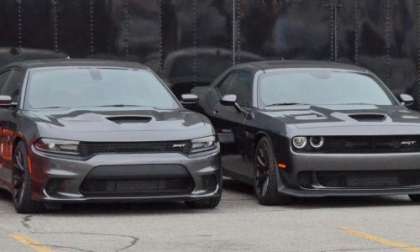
[230,71,253,107]
[0,70,11,92]
[217,72,238,96]
[1,69,24,101]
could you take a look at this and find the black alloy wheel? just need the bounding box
[254,137,292,205]
[12,142,42,213]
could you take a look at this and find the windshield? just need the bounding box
[259,70,396,107]
[25,67,179,110]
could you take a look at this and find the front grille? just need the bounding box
[298,171,420,189]
[318,136,420,153]
[79,141,191,156]
[80,164,195,197]
[81,178,194,196]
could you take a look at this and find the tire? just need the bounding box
[12,142,43,213]
[409,195,420,202]
[185,195,221,209]
[254,137,292,206]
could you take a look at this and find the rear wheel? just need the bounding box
[185,195,221,209]
[409,195,420,202]
[12,142,43,213]
[254,137,292,206]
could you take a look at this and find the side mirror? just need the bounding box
[181,94,199,105]
[399,93,415,107]
[0,95,17,108]
[220,94,253,118]
[220,94,237,106]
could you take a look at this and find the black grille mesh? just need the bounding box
[80,164,195,196]
[312,136,420,153]
[298,170,420,189]
[79,141,191,156]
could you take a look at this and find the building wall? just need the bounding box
[0,0,418,95]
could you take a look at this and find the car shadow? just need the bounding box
[0,188,216,216]
[45,201,201,216]
[223,178,418,209]
[0,180,417,215]
[0,189,12,200]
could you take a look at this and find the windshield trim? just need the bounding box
[256,68,399,109]
[22,66,181,111]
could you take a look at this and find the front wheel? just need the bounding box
[409,194,420,202]
[254,137,292,206]
[12,142,43,213]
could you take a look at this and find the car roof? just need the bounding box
[232,60,369,72]
[0,59,147,71]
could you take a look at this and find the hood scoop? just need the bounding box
[107,116,152,124]
[349,113,386,122]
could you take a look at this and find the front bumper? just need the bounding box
[277,151,420,197]
[29,147,221,202]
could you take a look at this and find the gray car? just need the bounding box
[192,60,420,205]
[0,59,222,213]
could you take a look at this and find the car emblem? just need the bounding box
[173,143,186,148]
[401,140,417,146]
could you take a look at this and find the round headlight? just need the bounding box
[309,136,324,149]
[292,137,307,149]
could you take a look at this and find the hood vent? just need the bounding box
[107,116,152,124]
[349,114,386,122]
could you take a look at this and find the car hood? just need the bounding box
[26,108,214,142]
[261,104,420,136]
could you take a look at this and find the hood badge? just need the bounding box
[172,143,187,148]
[401,140,417,146]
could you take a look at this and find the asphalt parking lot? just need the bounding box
[0,179,419,252]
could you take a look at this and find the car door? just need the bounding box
[213,70,255,181]
[0,68,25,188]
[0,69,13,187]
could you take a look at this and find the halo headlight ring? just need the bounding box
[292,137,308,149]
[309,136,325,149]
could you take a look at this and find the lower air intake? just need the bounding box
[80,164,194,196]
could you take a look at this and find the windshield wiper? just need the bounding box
[337,102,375,105]
[35,106,70,109]
[95,104,174,110]
[96,104,148,108]
[265,102,308,107]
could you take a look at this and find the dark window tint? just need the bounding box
[0,70,11,92]
[1,70,24,101]
[217,72,238,96]
[229,71,253,107]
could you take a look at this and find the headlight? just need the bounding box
[34,138,80,155]
[190,136,217,153]
[309,136,324,149]
[292,136,307,149]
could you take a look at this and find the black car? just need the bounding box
[0,47,68,67]
[192,60,420,205]
[0,59,221,213]
[162,48,262,97]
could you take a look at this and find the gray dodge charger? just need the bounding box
[0,59,221,213]
[192,60,420,205]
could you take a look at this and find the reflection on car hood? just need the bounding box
[27,108,213,142]
[262,104,420,135]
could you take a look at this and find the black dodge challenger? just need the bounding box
[0,59,221,213]
[192,60,420,205]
